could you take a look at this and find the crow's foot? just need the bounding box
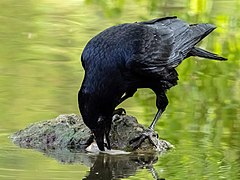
[113,108,126,116]
[129,129,158,150]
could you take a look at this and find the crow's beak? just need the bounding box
[93,129,105,151]
[92,116,112,151]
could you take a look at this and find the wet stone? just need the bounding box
[11,114,173,153]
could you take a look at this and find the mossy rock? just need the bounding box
[11,114,173,153]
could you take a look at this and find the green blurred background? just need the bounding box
[0,0,239,179]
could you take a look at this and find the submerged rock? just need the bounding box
[11,114,173,153]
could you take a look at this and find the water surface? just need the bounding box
[0,0,239,179]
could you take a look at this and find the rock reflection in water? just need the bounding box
[42,148,164,180]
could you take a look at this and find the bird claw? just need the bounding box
[129,129,158,150]
[112,108,126,116]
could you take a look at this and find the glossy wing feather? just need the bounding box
[129,17,216,77]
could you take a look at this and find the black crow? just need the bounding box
[78,16,227,151]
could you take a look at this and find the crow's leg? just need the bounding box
[130,90,168,150]
[149,90,168,130]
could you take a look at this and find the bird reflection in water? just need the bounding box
[41,148,165,180]
[83,153,164,180]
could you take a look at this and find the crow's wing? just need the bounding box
[127,16,216,77]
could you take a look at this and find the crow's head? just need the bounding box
[78,89,112,151]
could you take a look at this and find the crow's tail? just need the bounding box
[189,47,227,61]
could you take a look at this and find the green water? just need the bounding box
[0,0,239,179]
